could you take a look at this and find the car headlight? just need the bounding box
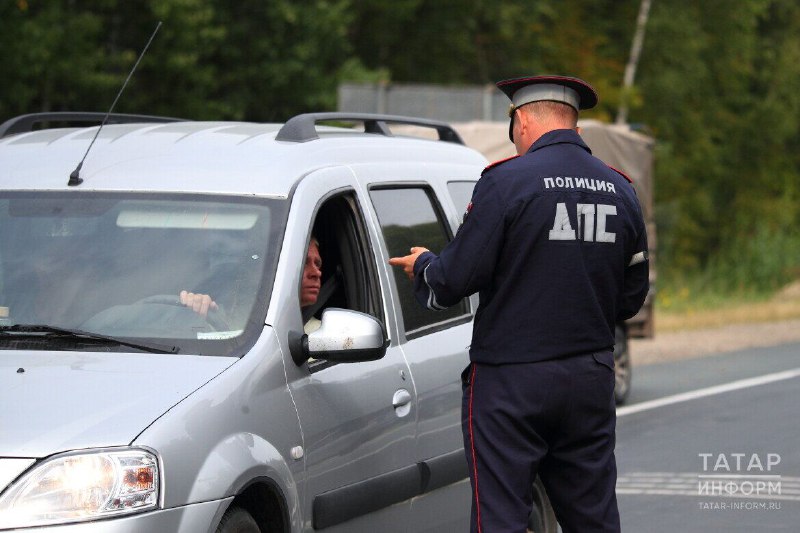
[0,448,159,529]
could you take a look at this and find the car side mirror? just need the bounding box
[290,308,388,366]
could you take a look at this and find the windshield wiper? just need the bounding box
[0,324,179,354]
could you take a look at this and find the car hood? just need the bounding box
[0,351,236,458]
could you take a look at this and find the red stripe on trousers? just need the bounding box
[468,364,482,533]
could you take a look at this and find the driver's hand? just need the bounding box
[179,290,218,317]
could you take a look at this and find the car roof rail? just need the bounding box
[275,112,465,145]
[0,112,186,139]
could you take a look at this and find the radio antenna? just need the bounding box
[68,21,163,186]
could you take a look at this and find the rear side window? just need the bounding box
[447,181,477,217]
[370,187,469,336]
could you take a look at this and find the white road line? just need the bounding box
[617,472,800,501]
[616,488,800,501]
[617,367,800,417]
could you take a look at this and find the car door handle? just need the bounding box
[392,389,412,417]
[393,389,412,407]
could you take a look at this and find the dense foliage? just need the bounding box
[2,0,798,296]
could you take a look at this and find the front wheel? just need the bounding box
[528,476,558,533]
[216,506,259,533]
[614,324,632,405]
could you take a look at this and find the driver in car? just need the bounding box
[180,238,322,334]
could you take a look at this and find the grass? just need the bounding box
[653,223,800,333]
[654,280,800,333]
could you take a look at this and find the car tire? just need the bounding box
[528,476,558,533]
[216,506,260,533]
[614,324,631,405]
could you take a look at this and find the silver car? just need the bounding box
[0,112,557,532]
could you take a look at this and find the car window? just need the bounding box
[369,187,469,336]
[447,181,477,219]
[306,193,384,370]
[0,192,286,356]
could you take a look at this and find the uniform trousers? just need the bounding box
[461,351,620,533]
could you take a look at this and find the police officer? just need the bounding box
[389,75,649,533]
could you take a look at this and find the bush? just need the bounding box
[658,224,800,312]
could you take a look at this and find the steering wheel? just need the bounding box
[134,294,231,332]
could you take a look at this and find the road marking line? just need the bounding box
[616,488,800,501]
[617,367,800,417]
[617,472,800,501]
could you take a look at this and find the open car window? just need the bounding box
[304,193,384,369]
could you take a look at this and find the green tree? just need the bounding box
[207,0,353,121]
[347,0,636,120]
[0,0,355,122]
[110,0,226,119]
[0,0,225,119]
[634,0,800,291]
[0,1,113,117]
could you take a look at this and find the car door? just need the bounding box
[279,170,417,532]
[368,184,473,532]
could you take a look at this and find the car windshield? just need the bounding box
[0,192,287,356]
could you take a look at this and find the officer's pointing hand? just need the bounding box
[388,247,429,281]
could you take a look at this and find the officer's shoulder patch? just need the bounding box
[462,201,473,223]
[482,155,519,175]
[607,164,633,183]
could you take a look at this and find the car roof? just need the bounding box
[0,119,487,197]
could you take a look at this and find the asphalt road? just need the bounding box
[615,341,800,532]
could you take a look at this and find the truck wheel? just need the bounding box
[614,325,632,405]
[527,476,558,533]
[216,506,260,533]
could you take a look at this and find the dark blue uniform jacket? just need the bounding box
[413,129,649,364]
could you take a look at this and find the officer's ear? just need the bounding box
[514,108,527,136]
[512,108,531,155]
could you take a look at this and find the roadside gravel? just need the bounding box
[630,318,800,366]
